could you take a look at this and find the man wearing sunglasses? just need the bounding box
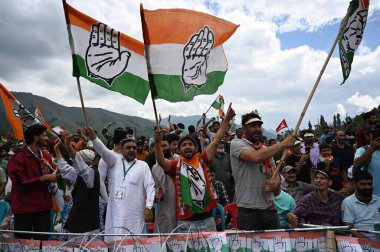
[86,127,155,241]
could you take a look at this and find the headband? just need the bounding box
[244,118,263,125]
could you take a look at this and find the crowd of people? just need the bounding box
[0,107,379,242]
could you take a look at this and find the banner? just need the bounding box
[0,232,378,251]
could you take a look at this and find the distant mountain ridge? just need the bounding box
[0,92,277,139]
[0,92,156,138]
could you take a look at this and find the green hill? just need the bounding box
[0,92,156,138]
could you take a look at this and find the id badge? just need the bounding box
[115,186,126,199]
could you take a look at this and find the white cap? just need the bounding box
[78,149,96,164]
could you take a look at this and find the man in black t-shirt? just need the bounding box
[285,141,313,184]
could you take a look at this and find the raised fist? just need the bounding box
[86,23,131,86]
[182,26,214,92]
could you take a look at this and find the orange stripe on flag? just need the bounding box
[141,7,239,47]
[0,83,24,140]
[35,104,52,131]
[63,1,145,55]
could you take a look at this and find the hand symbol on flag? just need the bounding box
[182,26,214,92]
[86,23,131,86]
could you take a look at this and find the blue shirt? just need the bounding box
[274,190,296,228]
[341,193,380,241]
[354,147,380,196]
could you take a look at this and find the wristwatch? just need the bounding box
[146,206,153,210]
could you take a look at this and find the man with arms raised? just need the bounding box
[230,111,295,230]
[87,127,155,241]
[154,104,235,232]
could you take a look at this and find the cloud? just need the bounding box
[336,104,346,116]
[0,0,379,133]
[347,92,380,112]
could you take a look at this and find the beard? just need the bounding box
[163,149,172,159]
[358,188,373,198]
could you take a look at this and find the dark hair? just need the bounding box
[120,138,136,148]
[162,135,169,143]
[353,170,373,182]
[241,112,262,126]
[177,123,185,130]
[24,124,47,145]
[319,143,331,151]
[178,135,197,149]
[188,125,196,133]
[167,133,180,144]
[212,121,220,127]
[113,127,127,145]
[364,111,376,120]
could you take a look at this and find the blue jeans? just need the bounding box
[177,217,216,233]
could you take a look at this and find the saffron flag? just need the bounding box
[276,119,288,133]
[35,104,52,131]
[141,5,239,102]
[339,0,369,84]
[62,1,150,104]
[211,95,225,117]
[0,83,40,140]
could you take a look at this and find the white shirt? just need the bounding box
[93,138,155,240]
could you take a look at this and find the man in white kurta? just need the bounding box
[90,131,155,242]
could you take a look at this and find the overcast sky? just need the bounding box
[0,0,379,131]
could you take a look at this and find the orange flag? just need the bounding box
[0,83,39,140]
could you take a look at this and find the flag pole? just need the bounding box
[204,94,219,115]
[140,4,160,129]
[76,77,89,128]
[271,6,352,180]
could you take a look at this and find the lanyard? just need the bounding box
[121,158,136,179]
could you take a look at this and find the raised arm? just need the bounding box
[54,140,77,185]
[240,136,295,163]
[86,126,117,167]
[73,152,95,189]
[153,130,172,172]
[205,103,235,161]
[203,117,216,138]
[353,137,380,172]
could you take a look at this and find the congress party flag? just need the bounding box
[141,5,239,102]
[339,0,369,85]
[276,119,288,133]
[62,1,150,104]
[0,83,41,140]
[35,104,52,131]
[211,95,225,117]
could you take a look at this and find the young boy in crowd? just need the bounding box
[317,143,347,191]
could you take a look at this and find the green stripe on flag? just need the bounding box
[72,54,150,104]
[211,100,221,110]
[180,174,212,214]
[150,71,227,102]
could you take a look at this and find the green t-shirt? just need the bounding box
[274,190,296,228]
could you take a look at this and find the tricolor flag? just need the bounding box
[339,0,369,85]
[63,1,150,104]
[276,119,288,133]
[0,83,40,140]
[211,95,225,117]
[140,5,238,102]
[35,104,52,131]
